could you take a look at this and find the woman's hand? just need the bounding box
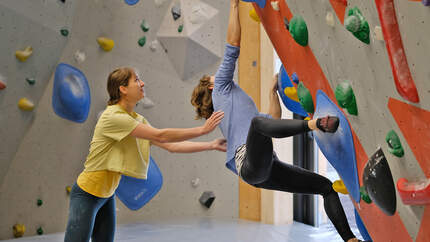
[202,111,224,134]
[211,138,227,152]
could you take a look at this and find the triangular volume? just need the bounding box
[181,38,220,80]
[157,0,187,37]
[157,36,188,79]
[182,0,219,37]
[188,10,222,58]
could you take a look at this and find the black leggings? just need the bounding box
[240,117,355,242]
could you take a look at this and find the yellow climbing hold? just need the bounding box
[18,98,34,111]
[66,185,72,194]
[304,117,311,121]
[13,224,25,238]
[97,37,115,51]
[249,8,260,22]
[333,180,349,194]
[15,46,33,62]
[284,87,299,102]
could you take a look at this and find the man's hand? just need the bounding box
[211,138,227,152]
[202,111,224,134]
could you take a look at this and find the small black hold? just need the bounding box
[199,191,215,208]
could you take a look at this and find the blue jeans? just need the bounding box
[64,183,116,242]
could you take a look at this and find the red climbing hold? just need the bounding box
[397,178,430,205]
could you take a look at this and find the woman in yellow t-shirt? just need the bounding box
[64,67,226,242]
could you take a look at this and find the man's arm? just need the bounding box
[213,0,241,93]
[268,74,281,119]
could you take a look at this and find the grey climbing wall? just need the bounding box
[0,0,236,239]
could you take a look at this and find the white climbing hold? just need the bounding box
[149,40,158,51]
[326,12,335,27]
[191,178,200,188]
[270,1,279,11]
[154,0,166,7]
[374,26,384,41]
[74,50,86,63]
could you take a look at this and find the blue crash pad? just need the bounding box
[313,90,360,202]
[355,209,372,241]
[241,0,266,8]
[52,63,90,123]
[116,156,163,210]
[277,65,309,117]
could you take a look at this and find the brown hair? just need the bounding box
[107,67,135,105]
[191,75,214,119]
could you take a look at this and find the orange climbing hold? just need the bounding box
[397,178,430,205]
[0,80,5,90]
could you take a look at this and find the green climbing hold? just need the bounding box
[140,19,150,32]
[138,36,146,47]
[385,130,404,157]
[360,186,372,204]
[335,81,358,115]
[345,7,370,44]
[289,15,308,46]
[60,28,69,37]
[26,78,35,85]
[178,25,184,33]
[297,82,314,113]
[36,227,43,235]
[37,199,43,206]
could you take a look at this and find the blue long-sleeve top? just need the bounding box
[212,44,271,174]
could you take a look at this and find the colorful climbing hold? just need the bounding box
[326,12,335,27]
[178,24,184,33]
[289,15,308,46]
[335,81,358,115]
[345,7,370,44]
[284,87,299,102]
[66,185,72,194]
[96,37,115,51]
[124,0,139,5]
[171,2,181,21]
[26,78,36,85]
[360,186,372,204]
[385,130,404,157]
[37,199,43,206]
[241,0,266,9]
[15,46,33,62]
[249,8,260,22]
[140,19,150,32]
[13,224,25,238]
[60,28,69,37]
[36,227,43,235]
[18,98,35,111]
[52,63,91,123]
[333,180,349,194]
[270,1,279,11]
[138,36,146,47]
[297,82,314,113]
[397,178,430,205]
[363,147,396,216]
[374,26,383,41]
[0,80,6,90]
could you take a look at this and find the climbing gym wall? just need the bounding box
[251,0,430,241]
[0,0,237,239]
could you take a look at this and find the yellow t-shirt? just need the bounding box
[77,104,151,197]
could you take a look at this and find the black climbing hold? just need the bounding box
[363,147,396,216]
[171,3,181,21]
[199,191,215,208]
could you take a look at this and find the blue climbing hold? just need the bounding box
[313,90,360,203]
[355,209,373,241]
[124,0,139,5]
[241,0,266,9]
[116,156,163,210]
[277,65,308,117]
[52,63,90,123]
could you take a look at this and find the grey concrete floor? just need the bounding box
[3,216,362,242]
